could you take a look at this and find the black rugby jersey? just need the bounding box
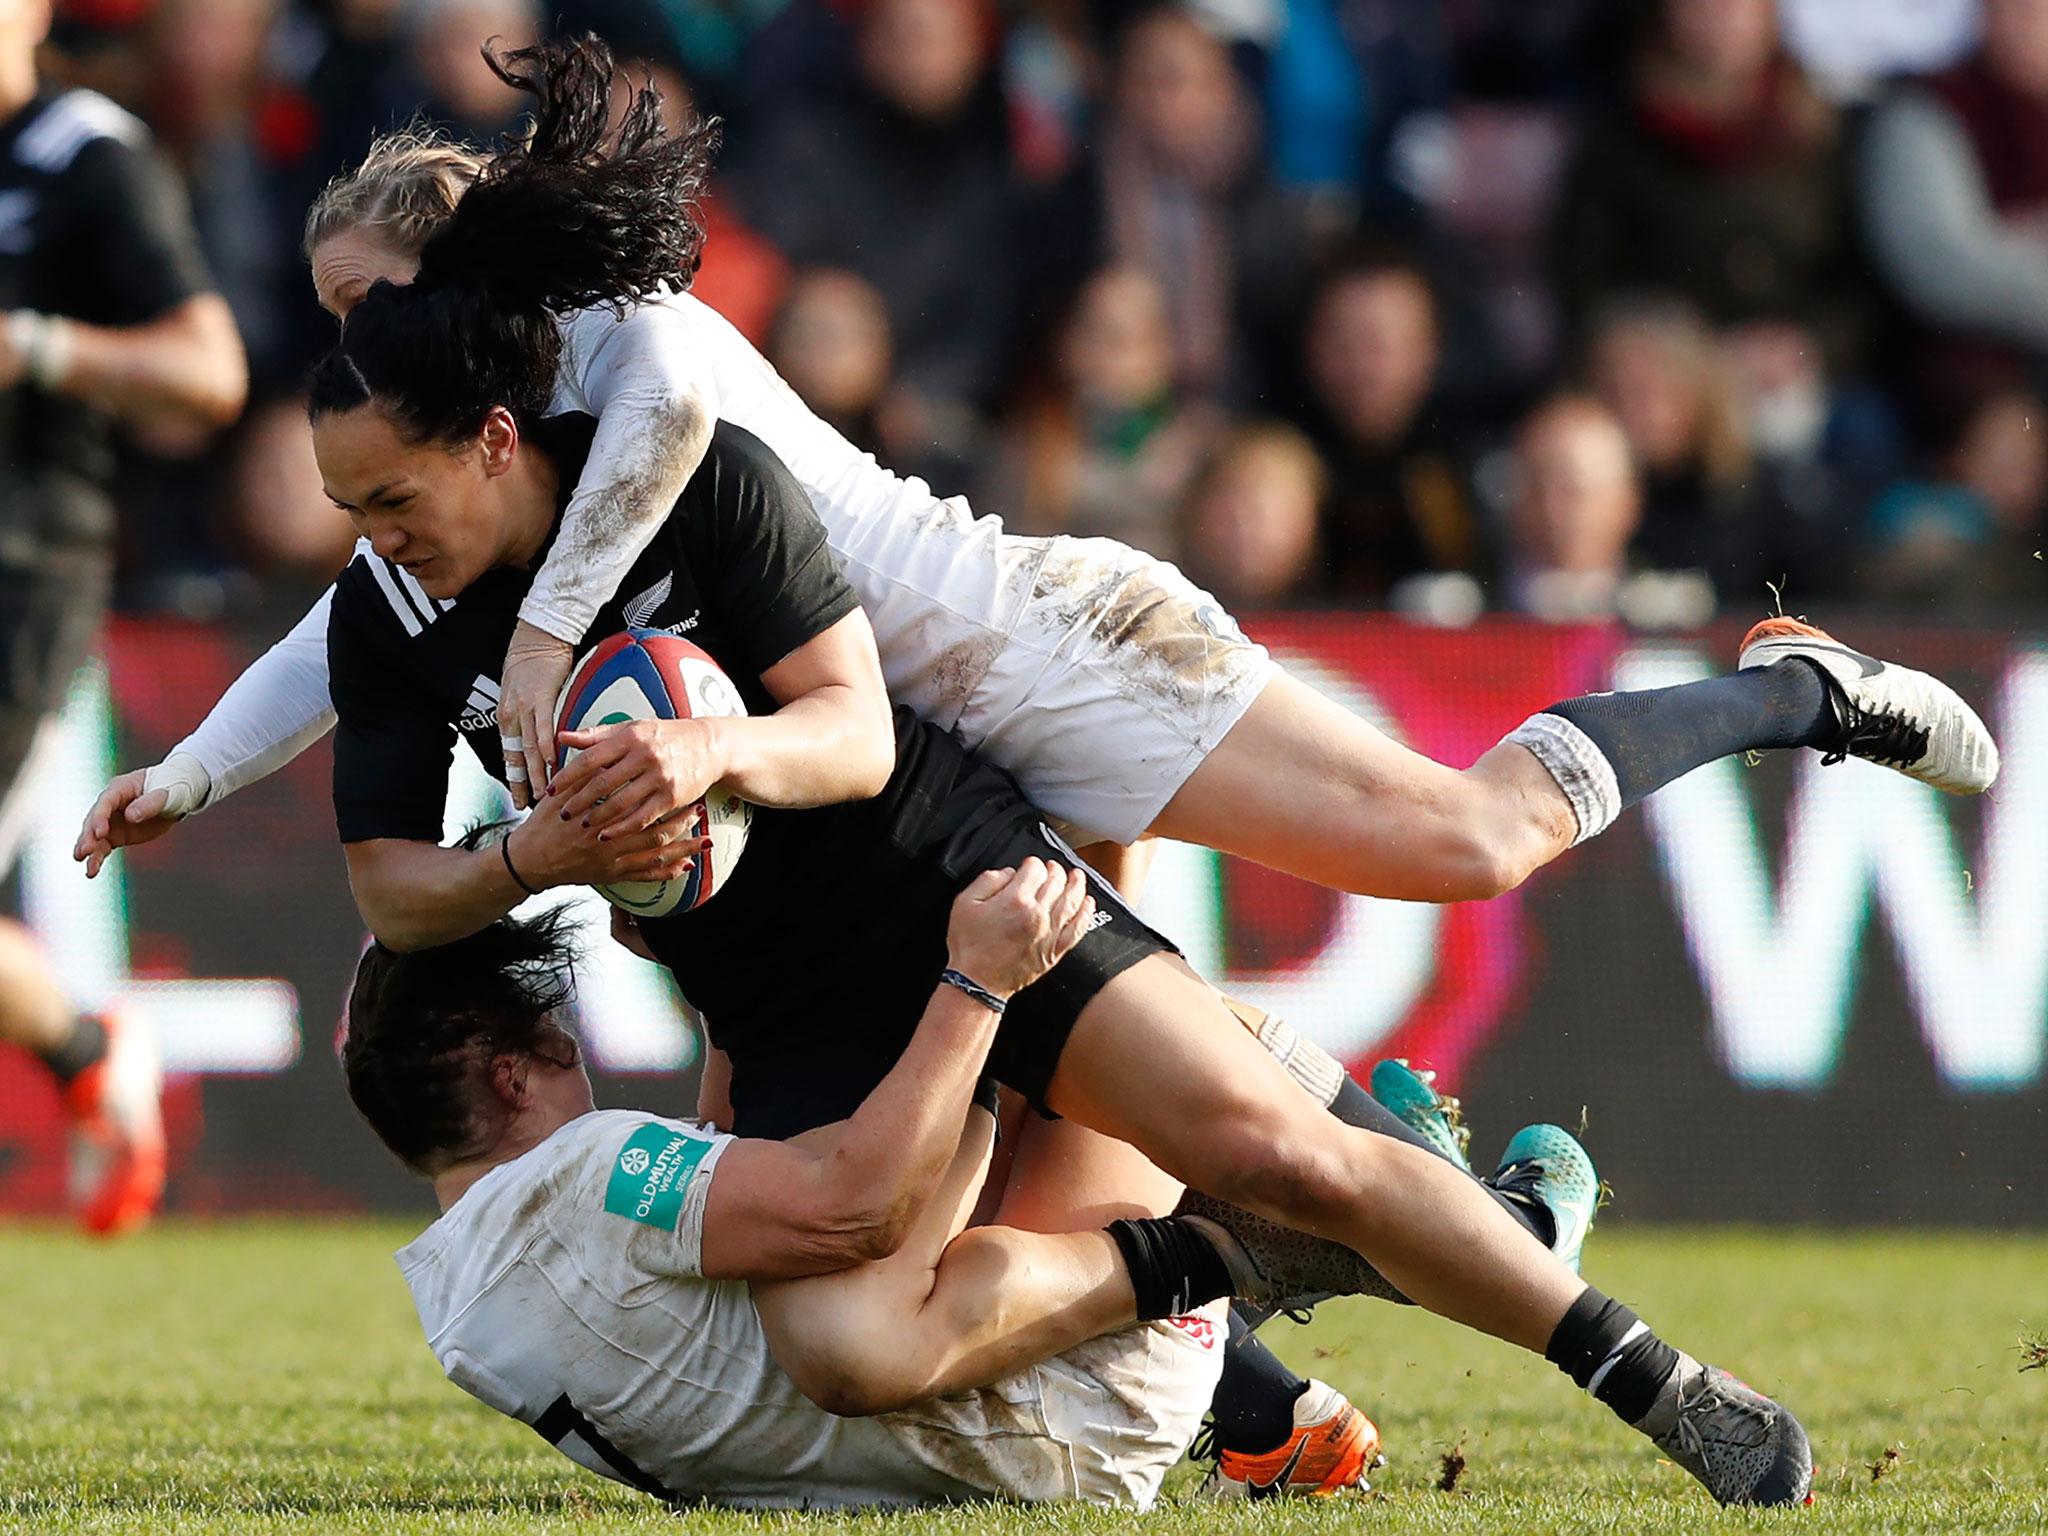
[328,417,1033,1047]
[0,88,213,564]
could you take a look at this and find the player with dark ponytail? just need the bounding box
[308,34,716,446]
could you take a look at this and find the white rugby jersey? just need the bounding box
[551,292,1051,724]
[169,290,1054,809]
[398,1108,1221,1512]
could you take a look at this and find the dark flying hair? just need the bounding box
[342,905,582,1175]
[306,34,723,444]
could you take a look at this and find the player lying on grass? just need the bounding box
[82,35,1997,913]
[281,225,1813,1509]
[351,866,1596,1509]
[344,865,1394,1509]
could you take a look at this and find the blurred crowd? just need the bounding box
[48,0,2048,622]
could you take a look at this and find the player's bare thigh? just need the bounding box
[993,1111,1181,1234]
[1149,670,1575,902]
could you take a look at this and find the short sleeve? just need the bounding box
[327,576,457,843]
[591,1117,734,1277]
[66,135,215,322]
[691,425,860,677]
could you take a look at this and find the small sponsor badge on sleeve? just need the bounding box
[603,1122,715,1232]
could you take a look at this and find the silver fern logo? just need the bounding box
[623,573,673,630]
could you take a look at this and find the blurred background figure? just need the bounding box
[1553,0,1870,383]
[980,264,1213,557]
[227,397,361,588]
[388,0,542,142]
[1177,422,1328,609]
[730,0,1020,410]
[1583,297,1772,602]
[1863,387,2048,609]
[1027,3,1310,403]
[1295,243,1478,604]
[1861,0,2048,433]
[1501,395,1642,621]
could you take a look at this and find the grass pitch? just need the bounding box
[1,1223,2044,1534]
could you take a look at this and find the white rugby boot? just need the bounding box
[1738,616,1999,794]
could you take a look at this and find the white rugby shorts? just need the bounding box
[947,536,1277,848]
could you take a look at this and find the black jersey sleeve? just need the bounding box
[686,424,861,677]
[328,573,458,844]
[63,135,215,323]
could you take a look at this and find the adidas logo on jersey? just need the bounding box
[459,676,499,734]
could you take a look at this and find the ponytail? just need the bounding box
[411,35,722,316]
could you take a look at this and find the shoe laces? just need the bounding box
[1821,701,1929,770]
[1190,1420,1220,1464]
[1489,1157,1546,1202]
[1672,1374,1774,1460]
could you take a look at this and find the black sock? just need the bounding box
[1544,1286,1681,1426]
[36,1015,107,1085]
[1107,1216,1239,1321]
[1206,1308,1310,1453]
[1325,1076,1553,1248]
[1545,659,1834,813]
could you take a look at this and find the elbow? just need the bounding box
[850,733,894,801]
[196,340,250,428]
[809,1176,921,1266]
[845,700,896,800]
[834,1200,917,1265]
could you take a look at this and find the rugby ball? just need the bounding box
[552,630,753,916]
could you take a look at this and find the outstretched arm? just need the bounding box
[499,303,719,804]
[75,589,340,876]
[689,861,1095,1281]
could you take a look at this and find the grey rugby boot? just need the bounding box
[1637,1355,1814,1507]
[1176,1190,1407,1310]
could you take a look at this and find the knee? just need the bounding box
[1424,780,1553,901]
[1440,828,1530,902]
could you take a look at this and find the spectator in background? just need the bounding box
[980,265,1213,558]
[228,397,361,582]
[1294,244,1478,603]
[1863,388,2048,610]
[730,0,1020,407]
[1552,0,1870,380]
[1860,0,2048,430]
[1585,298,1768,595]
[1178,422,1327,609]
[767,269,894,450]
[764,265,974,488]
[384,0,541,143]
[1501,395,1719,626]
[608,44,787,344]
[145,0,293,379]
[1028,4,1310,403]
